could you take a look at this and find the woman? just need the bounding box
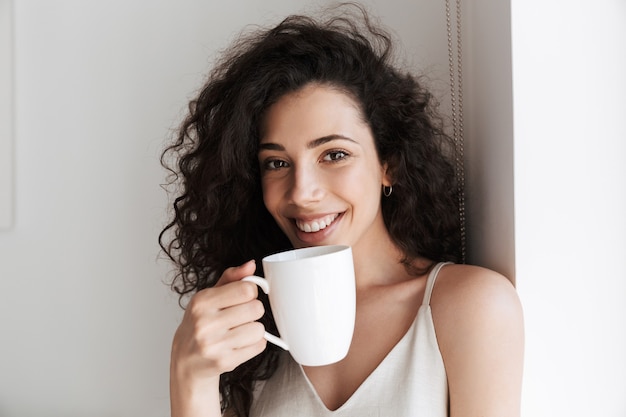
[160,4,524,417]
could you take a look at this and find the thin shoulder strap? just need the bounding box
[421,262,452,306]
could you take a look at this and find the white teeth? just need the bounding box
[296,214,339,233]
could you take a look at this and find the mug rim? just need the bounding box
[262,245,351,264]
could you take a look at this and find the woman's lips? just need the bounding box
[291,212,343,245]
[295,213,340,233]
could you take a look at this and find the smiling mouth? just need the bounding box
[295,213,340,233]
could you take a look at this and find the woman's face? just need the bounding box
[259,84,392,251]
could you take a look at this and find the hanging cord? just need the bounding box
[446,0,467,263]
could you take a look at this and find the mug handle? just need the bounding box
[242,276,290,351]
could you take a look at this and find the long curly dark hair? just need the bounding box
[160,3,461,416]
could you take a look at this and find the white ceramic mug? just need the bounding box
[243,245,356,366]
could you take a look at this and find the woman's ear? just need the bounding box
[382,162,393,187]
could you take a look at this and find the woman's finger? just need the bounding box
[216,260,257,287]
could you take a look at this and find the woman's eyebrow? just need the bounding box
[259,134,357,152]
[307,134,357,149]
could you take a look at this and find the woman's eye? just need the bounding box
[264,159,289,170]
[323,150,348,162]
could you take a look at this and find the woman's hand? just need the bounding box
[170,260,267,417]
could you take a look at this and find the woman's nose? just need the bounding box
[288,165,324,206]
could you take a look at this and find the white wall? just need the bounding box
[0,0,13,228]
[511,1,626,415]
[0,1,453,416]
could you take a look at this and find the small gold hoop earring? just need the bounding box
[383,185,393,197]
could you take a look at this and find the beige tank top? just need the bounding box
[250,262,450,417]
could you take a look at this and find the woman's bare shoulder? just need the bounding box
[430,263,523,346]
[430,263,524,416]
[430,263,521,317]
